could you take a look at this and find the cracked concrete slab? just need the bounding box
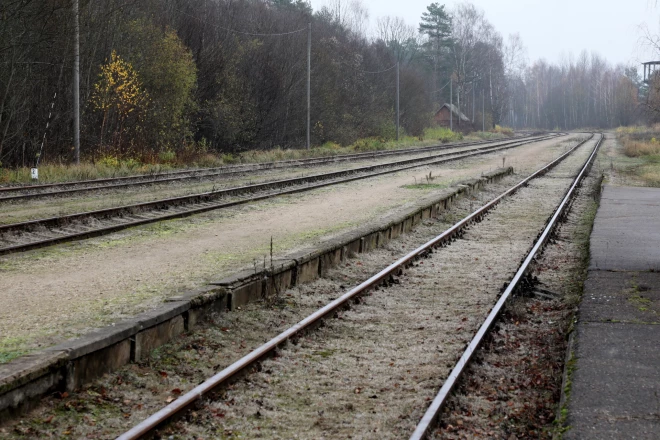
[565,322,660,440]
[589,186,660,271]
[580,271,660,323]
[567,185,660,439]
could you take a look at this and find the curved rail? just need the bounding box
[0,134,562,255]
[409,133,603,439]
[114,133,596,440]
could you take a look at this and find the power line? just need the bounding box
[176,10,307,37]
[430,80,451,94]
[356,63,397,74]
[175,9,311,149]
[340,61,400,139]
[0,62,60,66]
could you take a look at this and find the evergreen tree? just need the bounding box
[418,3,452,48]
[418,3,453,105]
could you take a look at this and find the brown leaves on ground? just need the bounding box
[433,299,570,439]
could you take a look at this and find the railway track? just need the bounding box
[111,133,601,439]
[0,133,562,255]
[0,134,544,202]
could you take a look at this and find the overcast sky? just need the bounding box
[308,0,660,69]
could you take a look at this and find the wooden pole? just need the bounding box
[73,0,80,164]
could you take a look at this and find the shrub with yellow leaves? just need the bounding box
[91,51,149,148]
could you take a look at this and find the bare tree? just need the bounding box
[448,3,502,126]
[376,16,422,64]
[321,0,370,36]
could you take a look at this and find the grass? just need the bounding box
[0,348,28,364]
[0,335,38,364]
[0,199,360,364]
[493,124,514,136]
[623,140,660,157]
[563,197,599,309]
[0,161,177,185]
[628,276,658,316]
[0,127,509,185]
[551,171,602,438]
[553,353,577,436]
[401,183,447,190]
[224,128,468,163]
[613,125,660,187]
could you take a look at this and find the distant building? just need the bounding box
[642,61,660,83]
[434,103,473,132]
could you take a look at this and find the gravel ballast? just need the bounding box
[1,136,597,438]
[0,137,580,362]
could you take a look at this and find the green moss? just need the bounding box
[553,353,577,437]
[0,349,27,364]
[0,335,41,364]
[311,349,336,359]
[402,183,447,190]
[628,277,658,316]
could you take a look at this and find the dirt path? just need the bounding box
[0,136,579,360]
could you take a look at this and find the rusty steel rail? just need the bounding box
[0,134,547,202]
[0,134,561,256]
[409,133,603,440]
[115,133,595,440]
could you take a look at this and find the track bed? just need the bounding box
[1,135,601,438]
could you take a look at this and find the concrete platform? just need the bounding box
[589,185,660,271]
[566,185,660,439]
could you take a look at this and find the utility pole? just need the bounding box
[396,62,400,141]
[73,0,80,164]
[482,90,485,132]
[306,22,311,150]
[472,85,475,122]
[450,77,453,131]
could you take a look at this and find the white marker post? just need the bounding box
[31,168,39,180]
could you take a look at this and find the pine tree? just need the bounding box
[419,3,453,105]
[418,3,452,48]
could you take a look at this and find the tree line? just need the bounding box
[0,0,644,167]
